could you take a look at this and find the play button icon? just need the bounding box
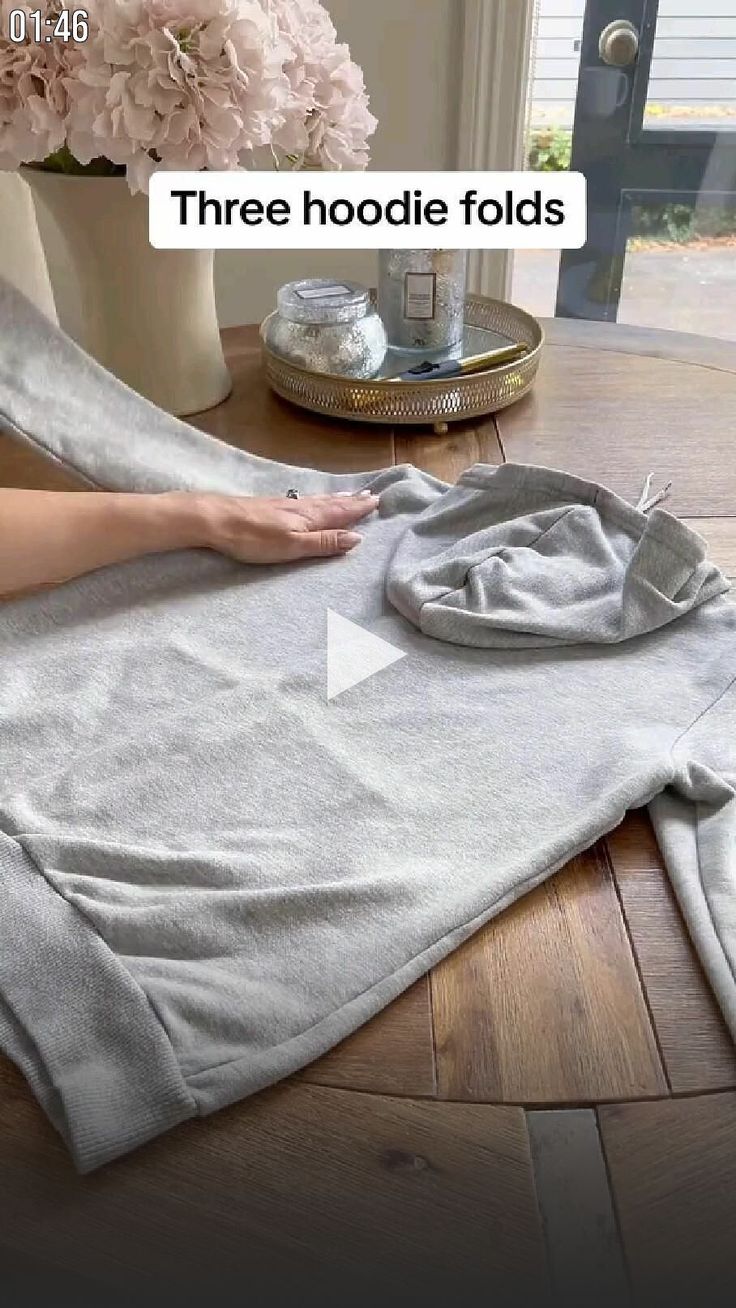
[327,609,406,701]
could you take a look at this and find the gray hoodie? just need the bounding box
[1,278,735,1173]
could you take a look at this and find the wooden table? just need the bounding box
[1,319,736,1304]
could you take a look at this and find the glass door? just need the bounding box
[512,0,736,338]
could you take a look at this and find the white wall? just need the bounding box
[26,0,463,337]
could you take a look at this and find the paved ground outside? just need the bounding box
[511,246,736,340]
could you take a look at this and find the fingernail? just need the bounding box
[338,531,363,549]
[356,489,377,498]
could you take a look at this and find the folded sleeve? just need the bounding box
[648,677,736,1043]
[0,276,366,497]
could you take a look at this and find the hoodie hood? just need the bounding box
[386,463,730,648]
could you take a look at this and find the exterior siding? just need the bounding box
[532,0,736,119]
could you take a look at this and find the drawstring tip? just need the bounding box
[636,472,673,515]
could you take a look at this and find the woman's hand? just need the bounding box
[191,489,379,564]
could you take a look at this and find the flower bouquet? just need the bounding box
[0,0,377,412]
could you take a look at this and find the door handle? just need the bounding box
[598,19,639,68]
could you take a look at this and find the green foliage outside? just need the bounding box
[527,127,572,173]
[527,127,736,244]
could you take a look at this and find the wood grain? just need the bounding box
[298,977,435,1096]
[431,846,666,1104]
[681,519,736,578]
[599,1093,736,1305]
[193,325,396,474]
[605,808,663,874]
[606,814,736,1095]
[0,1242,130,1308]
[0,432,86,490]
[395,417,503,482]
[0,1076,548,1302]
[538,318,736,374]
[527,1109,630,1308]
[495,342,736,516]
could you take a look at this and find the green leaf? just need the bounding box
[27,145,125,178]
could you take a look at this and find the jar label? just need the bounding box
[295,283,353,300]
[404,272,436,321]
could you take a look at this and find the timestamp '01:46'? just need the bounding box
[7,8,89,44]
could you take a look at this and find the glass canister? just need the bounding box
[378,249,468,353]
[263,279,387,379]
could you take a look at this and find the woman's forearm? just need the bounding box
[0,485,376,598]
[0,489,202,597]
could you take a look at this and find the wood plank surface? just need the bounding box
[0,1071,548,1303]
[495,339,736,516]
[194,325,397,474]
[395,417,503,481]
[536,318,736,374]
[0,432,86,490]
[299,977,435,1096]
[599,1093,736,1306]
[527,1109,631,1308]
[681,519,736,577]
[605,808,663,874]
[606,814,736,1095]
[431,846,666,1104]
[0,1244,129,1308]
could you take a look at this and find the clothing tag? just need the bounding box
[295,283,353,300]
[404,272,436,321]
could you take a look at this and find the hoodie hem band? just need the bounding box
[0,830,196,1172]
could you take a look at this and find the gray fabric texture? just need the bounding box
[1,276,736,1173]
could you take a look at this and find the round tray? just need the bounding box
[261,294,544,434]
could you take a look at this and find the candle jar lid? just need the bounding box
[277,279,372,326]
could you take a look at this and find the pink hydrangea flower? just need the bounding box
[272,0,377,167]
[0,0,377,191]
[0,2,89,167]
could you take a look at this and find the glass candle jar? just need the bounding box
[378,249,468,353]
[263,278,387,379]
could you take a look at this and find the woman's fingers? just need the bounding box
[288,529,363,559]
[296,493,379,530]
[283,493,378,558]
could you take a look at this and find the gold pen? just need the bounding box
[394,342,528,381]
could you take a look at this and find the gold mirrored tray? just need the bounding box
[260,293,544,434]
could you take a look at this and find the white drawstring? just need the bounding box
[636,472,673,515]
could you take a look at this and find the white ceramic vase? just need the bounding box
[0,172,58,322]
[23,169,232,416]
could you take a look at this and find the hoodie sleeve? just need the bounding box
[648,677,736,1045]
[0,276,372,497]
